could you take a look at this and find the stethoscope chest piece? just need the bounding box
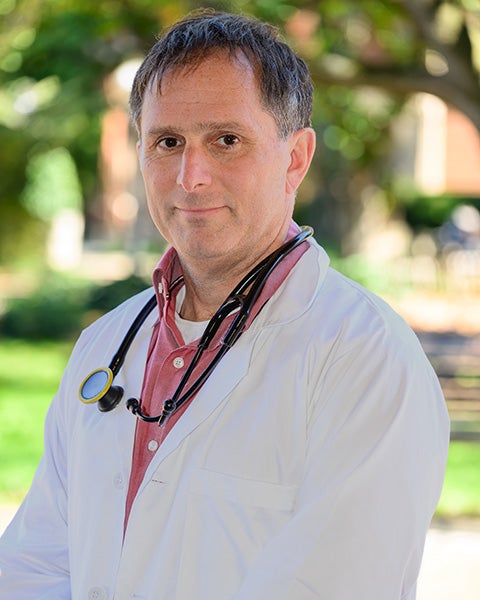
[79,367,124,412]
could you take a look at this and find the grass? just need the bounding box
[0,338,479,519]
[0,339,72,502]
[436,441,480,519]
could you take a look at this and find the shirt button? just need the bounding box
[88,587,108,600]
[148,439,159,452]
[113,473,124,489]
[157,282,163,294]
[173,356,184,369]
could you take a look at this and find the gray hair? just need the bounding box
[129,10,313,139]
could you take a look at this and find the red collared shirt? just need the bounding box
[124,222,307,525]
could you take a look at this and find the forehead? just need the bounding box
[157,50,259,98]
[163,48,256,80]
[140,51,272,130]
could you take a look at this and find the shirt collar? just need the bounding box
[151,220,307,338]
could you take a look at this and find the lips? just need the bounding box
[175,206,226,217]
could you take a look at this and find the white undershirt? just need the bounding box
[174,286,209,345]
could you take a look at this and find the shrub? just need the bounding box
[86,274,150,313]
[0,274,89,340]
[0,272,151,340]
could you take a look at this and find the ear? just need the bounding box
[285,128,316,195]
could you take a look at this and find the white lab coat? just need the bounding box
[0,240,449,600]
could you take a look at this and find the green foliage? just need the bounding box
[0,0,479,263]
[403,194,480,230]
[87,274,150,313]
[436,441,480,519]
[316,85,401,166]
[22,147,83,220]
[0,273,90,340]
[0,203,47,265]
[330,252,399,296]
[0,272,151,340]
[0,338,72,502]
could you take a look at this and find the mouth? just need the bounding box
[175,206,226,218]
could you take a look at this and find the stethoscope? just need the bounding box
[79,226,313,426]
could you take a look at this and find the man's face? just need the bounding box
[137,51,307,274]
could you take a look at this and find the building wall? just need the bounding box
[445,108,480,195]
[415,93,480,196]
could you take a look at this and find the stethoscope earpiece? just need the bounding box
[79,367,124,412]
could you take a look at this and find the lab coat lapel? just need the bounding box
[143,242,327,473]
[143,334,253,475]
[114,242,328,484]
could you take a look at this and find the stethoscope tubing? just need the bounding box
[81,226,313,424]
[127,226,313,425]
[108,294,158,376]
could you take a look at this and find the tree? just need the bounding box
[0,0,192,262]
[295,1,480,131]
[1,0,479,261]
[243,0,480,250]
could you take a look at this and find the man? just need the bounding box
[0,11,449,599]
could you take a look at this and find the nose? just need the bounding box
[176,146,212,192]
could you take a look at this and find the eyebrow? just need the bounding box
[144,120,249,138]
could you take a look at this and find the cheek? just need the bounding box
[142,171,174,221]
[145,200,163,233]
[143,164,169,191]
[249,169,288,210]
[141,151,178,184]
[142,183,168,231]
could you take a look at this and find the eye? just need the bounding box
[217,134,239,147]
[158,137,181,149]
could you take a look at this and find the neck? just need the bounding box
[178,258,257,321]
[177,243,286,322]
[178,279,227,322]
[175,222,303,322]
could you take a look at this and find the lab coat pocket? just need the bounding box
[177,468,297,600]
[190,467,297,511]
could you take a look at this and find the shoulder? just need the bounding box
[295,242,415,340]
[293,244,426,369]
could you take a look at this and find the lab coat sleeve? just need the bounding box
[0,398,70,598]
[234,321,450,600]
[0,332,89,598]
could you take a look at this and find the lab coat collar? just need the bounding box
[134,239,330,491]
[247,237,330,333]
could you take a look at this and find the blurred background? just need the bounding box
[0,1,479,597]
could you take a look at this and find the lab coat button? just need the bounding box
[173,356,184,369]
[113,473,124,489]
[88,586,108,600]
[148,439,159,452]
